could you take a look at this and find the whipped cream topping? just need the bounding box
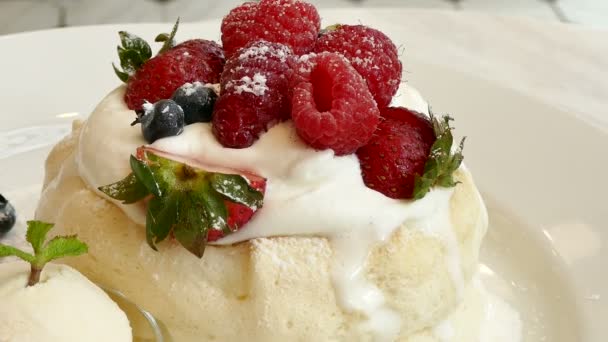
[77,84,461,340]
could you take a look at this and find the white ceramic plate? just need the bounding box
[0,11,605,342]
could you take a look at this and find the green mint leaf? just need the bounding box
[131,155,162,197]
[26,220,54,254]
[112,63,130,82]
[119,31,152,60]
[39,236,88,265]
[157,18,180,54]
[0,220,88,286]
[98,172,150,204]
[173,196,209,258]
[210,174,263,209]
[0,244,35,263]
[412,112,465,200]
[146,194,179,250]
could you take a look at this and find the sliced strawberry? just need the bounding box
[99,147,266,257]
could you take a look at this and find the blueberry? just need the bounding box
[133,99,185,143]
[171,82,218,124]
[0,194,16,236]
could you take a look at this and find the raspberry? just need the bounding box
[356,107,435,199]
[221,0,320,58]
[212,41,295,148]
[125,39,225,110]
[290,52,380,155]
[314,25,402,108]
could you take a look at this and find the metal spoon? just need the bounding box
[102,287,171,342]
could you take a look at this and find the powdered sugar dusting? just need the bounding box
[181,82,203,96]
[238,43,292,63]
[351,56,374,67]
[227,73,269,96]
[296,53,316,73]
[142,101,154,113]
[179,82,220,97]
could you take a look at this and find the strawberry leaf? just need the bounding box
[412,112,465,200]
[156,18,180,54]
[113,64,130,82]
[146,194,179,249]
[119,31,152,59]
[319,24,342,36]
[210,174,263,209]
[173,196,209,258]
[131,155,162,197]
[112,31,152,83]
[98,173,150,204]
[198,190,229,233]
[118,47,147,75]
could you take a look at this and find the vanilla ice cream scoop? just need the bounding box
[0,262,132,342]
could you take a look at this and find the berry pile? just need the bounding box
[108,0,465,254]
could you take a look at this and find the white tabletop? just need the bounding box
[357,9,608,132]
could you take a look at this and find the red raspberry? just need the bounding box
[314,25,402,108]
[290,52,380,155]
[356,107,435,199]
[212,41,295,148]
[221,0,320,58]
[125,39,225,110]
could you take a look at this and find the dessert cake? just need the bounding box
[34,0,506,340]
